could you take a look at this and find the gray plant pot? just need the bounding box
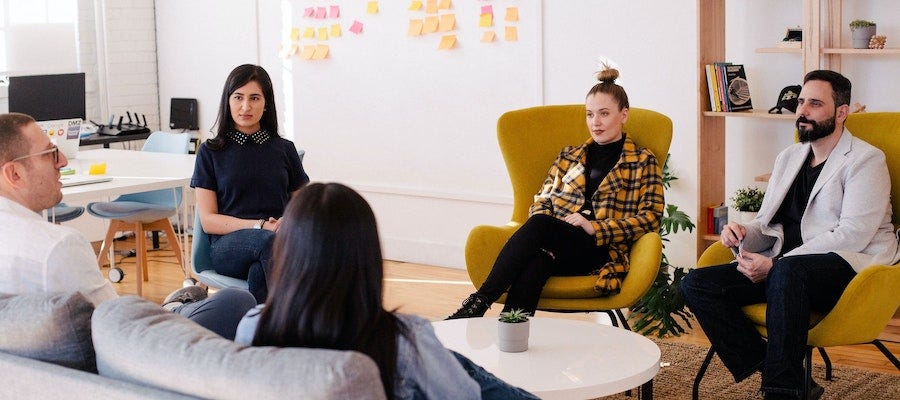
[851,25,876,49]
[497,320,529,352]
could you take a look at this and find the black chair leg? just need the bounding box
[803,347,813,400]
[640,378,653,400]
[692,348,715,400]
[615,308,632,331]
[605,310,619,328]
[816,347,832,381]
[872,339,900,371]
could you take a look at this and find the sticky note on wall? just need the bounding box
[438,14,455,32]
[330,5,341,18]
[438,34,456,50]
[479,14,492,28]
[481,30,495,43]
[349,20,364,34]
[409,0,423,11]
[505,26,518,41]
[408,19,424,36]
[367,1,378,14]
[317,27,328,41]
[330,24,341,37]
[423,16,439,34]
[312,44,330,59]
[302,27,315,39]
[505,7,519,22]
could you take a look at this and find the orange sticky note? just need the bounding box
[505,26,518,41]
[300,45,316,60]
[317,27,328,41]
[289,27,300,41]
[366,1,378,14]
[480,30,495,43]
[438,14,455,32]
[479,13,492,28]
[438,34,456,50]
[425,0,438,14]
[408,19,424,36]
[438,0,452,10]
[302,27,315,39]
[330,24,341,37]
[505,7,519,22]
[423,16,439,34]
[88,162,106,175]
[408,0,423,11]
[312,44,330,59]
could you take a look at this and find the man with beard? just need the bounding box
[681,70,900,400]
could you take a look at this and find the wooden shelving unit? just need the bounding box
[695,0,898,256]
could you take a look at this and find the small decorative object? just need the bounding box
[869,35,887,49]
[730,186,765,223]
[497,309,530,352]
[778,27,802,48]
[849,19,876,49]
[852,102,868,113]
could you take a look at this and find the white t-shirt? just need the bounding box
[0,196,117,306]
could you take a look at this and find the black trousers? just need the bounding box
[476,214,609,314]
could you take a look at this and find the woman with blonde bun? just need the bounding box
[448,66,665,319]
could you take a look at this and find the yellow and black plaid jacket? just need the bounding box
[529,135,665,295]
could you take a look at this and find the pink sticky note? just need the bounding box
[481,5,493,15]
[330,5,340,18]
[349,20,364,34]
[316,7,327,19]
[304,7,314,17]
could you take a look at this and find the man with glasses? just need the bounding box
[0,113,255,340]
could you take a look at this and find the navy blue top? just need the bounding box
[190,132,308,226]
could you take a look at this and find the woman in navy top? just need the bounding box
[191,64,309,303]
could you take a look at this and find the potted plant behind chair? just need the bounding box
[497,309,531,352]
[730,186,765,224]
[850,19,876,49]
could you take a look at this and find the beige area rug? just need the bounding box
[601,341,900,400]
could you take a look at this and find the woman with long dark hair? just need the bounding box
[235,183,536,399]
[190,64,309,303]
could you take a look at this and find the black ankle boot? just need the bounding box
[446,294,490,319]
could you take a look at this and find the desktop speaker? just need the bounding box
[169,98,198,130]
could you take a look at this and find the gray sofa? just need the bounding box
[0,293,386,399]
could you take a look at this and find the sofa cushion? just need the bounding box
[92,296,386,400]
[0,291,96,372]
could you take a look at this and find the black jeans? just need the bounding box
[476,214,609,314]
[210,228,275,304]
[680,252,855,398]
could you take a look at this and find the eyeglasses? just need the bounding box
[10,146,59,164]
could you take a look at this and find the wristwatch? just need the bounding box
[253,219,265,229]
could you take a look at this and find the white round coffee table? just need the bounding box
[432,317,660,400]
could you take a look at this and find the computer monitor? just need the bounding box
[8,73,86,121]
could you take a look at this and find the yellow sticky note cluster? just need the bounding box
[284,3,350,61]
[408,0,455,50]
[504,6,519,42]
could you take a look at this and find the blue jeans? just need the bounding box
[210,229,274,303]
[173,288,257,340]
[451,350,539,400]
[680,253,855,398]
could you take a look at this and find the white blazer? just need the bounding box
[742,130,900,272]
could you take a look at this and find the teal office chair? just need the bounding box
[87,131,193,296]
[45,203,85,223]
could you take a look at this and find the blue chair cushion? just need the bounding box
[87,201,176,223]
[46,203,85,223]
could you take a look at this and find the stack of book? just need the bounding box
[705,62,753,112]
[706,204,729,234]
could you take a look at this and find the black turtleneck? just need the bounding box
[579,134,626,218]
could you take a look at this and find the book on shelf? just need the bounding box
[705,65,720,112]
[713,205,728,234]
[722,64,753,111]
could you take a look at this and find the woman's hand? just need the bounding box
[564,212,596,235]
[263,217,280,232]
[735,250,773,283]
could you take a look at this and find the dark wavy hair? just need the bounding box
[206,64,278,151]
[803,69,851,107]
[252,183,400,398]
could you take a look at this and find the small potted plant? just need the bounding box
[849,19,876,49]
[730,186,765,223]
[497,309,531,352]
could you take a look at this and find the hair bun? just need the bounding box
[596,67,620,83]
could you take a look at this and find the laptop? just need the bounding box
[60,175,112,188]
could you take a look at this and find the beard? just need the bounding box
[796,115,836,143]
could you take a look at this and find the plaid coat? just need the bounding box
[529,136,665,295]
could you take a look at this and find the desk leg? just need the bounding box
[640,379,653,400]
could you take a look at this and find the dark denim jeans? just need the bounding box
[173,288,257,340]
[210,229,275,303]
[680,252,855,399]
[451,350,539,399]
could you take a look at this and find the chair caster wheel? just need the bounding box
[109,267,125,283]
[183,278,198,287]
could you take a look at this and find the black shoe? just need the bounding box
[446,294,490,320]
[808,380,824,400]
[162,285,208,311]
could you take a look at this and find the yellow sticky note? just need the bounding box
[366,1,378,14]
[290,27,300,41]
[330,24,341,37]
[438,14,455,32]
[505,26,518,41]
[438,0,452,10]
[312,44,330,60]
[480,30,495,43]
[302,27,315,39]
[423,16,439,34]
[438,34,456,50]
[479,13,492,28]
[300,45,316,60]
[88,162,107,175]
[408,0,422,11]
[408,19,424,36]
[317,27,328,41]
[505,7,519,22]
[425,0,438,14]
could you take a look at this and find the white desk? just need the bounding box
[62,149,194,203]
[432,317,660,400]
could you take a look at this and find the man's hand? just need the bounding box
[735,250,773,283]
[720,222,746,248]
[564,212,596,235]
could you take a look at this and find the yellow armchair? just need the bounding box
[692,112,900,399]
[464,105,673,327]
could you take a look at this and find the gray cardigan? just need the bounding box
[742,130,900,272]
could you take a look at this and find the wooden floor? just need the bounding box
[101,234,900,376]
